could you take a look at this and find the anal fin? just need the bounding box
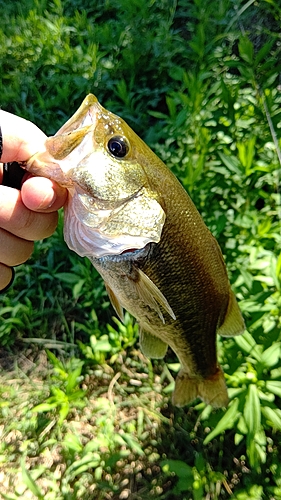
[105,282,124,322]
[139,329,168,359]
[172,366,229,408]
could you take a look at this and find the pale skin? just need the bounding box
[0,110,67,291]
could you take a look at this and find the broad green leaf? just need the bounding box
[237,415,248,435]
[261,406,281,431]
[203,398,240,444]
[195,453,205,473]
[50,387,68,401]
[246,438,260,469]
[244,384,261,435]
[226,0,256,31]
[235,331,261,361]
[58,402,70,425]
[233,485,263,500]
[161,459,193,478]
[21,457,44,500]
[218,152,241,175]
[237,136,256,172]
[234,432,244,446]
[46,350,64,370]
[84,436,109,453]
[166,96,177,120]
[73,279,86,299]
[254,275,274,286]
[168,65,185,81]
[167,363,181,372]
[66,365,84,393]
[90,334,111,352]
[238,36,254,64]
[121,433,145,456]
[266,381,281,398]
[260,343,280,368]
[63,433,83,453]
[247,429,267,468]
[255,429,267,446]
[54,272,81,284]
[148,111,169,119]
[235,331,256,351]
[255,39,275,65]
[276,253,281,279]
[257,219,272,237]
[68,389,86,402]
[66,453,101,479]
[257,388,275,403]
[192,480,204,500]
[95,338,112,352]
[32,402,58,412]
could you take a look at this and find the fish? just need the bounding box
[23,94,245,408]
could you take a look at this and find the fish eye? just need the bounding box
[107,136,129,158]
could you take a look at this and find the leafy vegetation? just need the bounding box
[0,0,281,498]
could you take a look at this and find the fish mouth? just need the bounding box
[22,95,100,185]
[22,94,166,260]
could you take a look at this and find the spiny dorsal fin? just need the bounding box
[104,282,124,322]
[139,329,168,359]
[134,269,176,324]
[217,290,245,337]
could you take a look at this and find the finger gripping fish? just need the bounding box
[25,94,245,408]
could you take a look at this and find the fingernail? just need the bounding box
[0,267,15,293]
[37,191,57,209]
[48,192,57,208]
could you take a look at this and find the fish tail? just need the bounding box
[172,366,229,408]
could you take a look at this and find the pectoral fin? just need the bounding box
[139,329,168,358]
[105,282,124,322]
[135,269,176,324]
[218,290,245,337]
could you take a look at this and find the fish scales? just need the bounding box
[23,94,245,408]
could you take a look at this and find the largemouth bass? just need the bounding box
[24,94,245,408]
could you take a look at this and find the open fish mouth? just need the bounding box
[22,94,166,259]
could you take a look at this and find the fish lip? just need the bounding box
[21,154,74,188]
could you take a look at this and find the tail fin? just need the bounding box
[172,366,229,408]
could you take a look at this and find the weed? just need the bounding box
[0,0,281,498]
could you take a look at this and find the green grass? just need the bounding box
[0,0,281,498]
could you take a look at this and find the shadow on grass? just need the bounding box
[0,345,259,500]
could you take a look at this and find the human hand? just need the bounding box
[0,110,67,291]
